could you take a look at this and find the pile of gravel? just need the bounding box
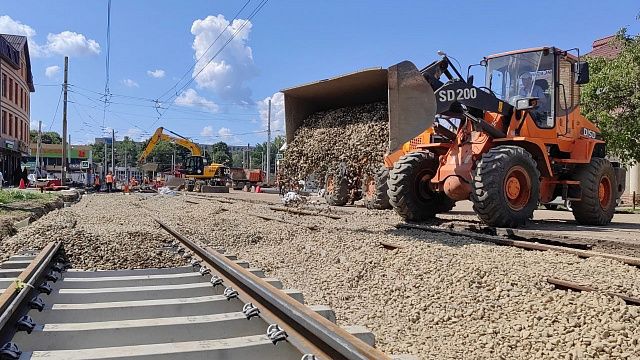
[282,101,388,182]
[4,194,640,358]
[154,195,640,359]
[0,195,184,270]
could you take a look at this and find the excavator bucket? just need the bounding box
[387,61,437,153]
[281,61,436,155]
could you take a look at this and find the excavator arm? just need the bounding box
[138,127,202,162]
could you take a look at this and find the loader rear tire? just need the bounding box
[387,151,444,221]
[324,163,349,206]
[571,158,617,225]
[471,146,540,228]
[363,167,392,210]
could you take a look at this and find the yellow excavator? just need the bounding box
[139,127,230,191]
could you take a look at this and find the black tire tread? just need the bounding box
[387,152,440,221]
[363,167,392,210]
[471,145,540,228]
[324,164,349,206]
[571,158,616,225]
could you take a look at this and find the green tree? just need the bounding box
[582,28,640,163]
[208,141,232,165]
[115,137,141,166]
[29,130,62,144]
[249,135,285,171]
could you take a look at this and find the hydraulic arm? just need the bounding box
[138,127,202,162]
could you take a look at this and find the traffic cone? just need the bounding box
[19,178,26,189]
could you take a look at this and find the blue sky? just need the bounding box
[1,0,639,146]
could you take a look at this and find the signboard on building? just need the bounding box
[37,147,90,159]
[81,161,90,169]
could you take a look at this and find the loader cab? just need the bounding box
[485,47,587,138]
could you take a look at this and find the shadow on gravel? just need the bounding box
[382,226,470,248]
[526,219,640,233]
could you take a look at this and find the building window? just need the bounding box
[8,113,12,137]
[19,88,23,109]
[14,83,18,105]
[1,111,5,134]
[8,78,12,101]
[1,73,6,98]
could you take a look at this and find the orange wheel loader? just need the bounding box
[385,47,626,227]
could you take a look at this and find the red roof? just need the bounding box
[587,34,622,59]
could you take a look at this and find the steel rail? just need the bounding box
[397,223,640,267]
[547,277,640,306]
[0,242,61,331]
[156,219,390,360]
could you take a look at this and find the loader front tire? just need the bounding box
[324,163,349,206]
[387,151,443,221]
[471,146,540,228]
[363,167,392,210]
[571,158,617,225]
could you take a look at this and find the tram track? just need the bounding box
[0,222,399,360]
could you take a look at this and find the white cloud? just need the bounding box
[0,15,36,37]
[45,65,60,78]
[147,69,166,78]
[41,31,100,57]
[124,128,144,141]
[0,15,100,57]
[218,127,232,138]
[175,88,219,113]
[190,14,257,103]
[121,79,139,88]
[259,92,285,132]
[200,125,214,137]
[216,127,241,144]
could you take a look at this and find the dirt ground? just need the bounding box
[5,191,640,359]
[211,190,640,249]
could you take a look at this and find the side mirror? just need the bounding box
[574,62,589,85]
[467,75,474,85]
[515,97,538,111]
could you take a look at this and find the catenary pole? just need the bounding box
[61,56,69,183]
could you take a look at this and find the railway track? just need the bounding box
[0,222,401,360]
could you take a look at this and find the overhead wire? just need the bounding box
[102,0,112,131]
[155,0,253,102]
[149,0,270,131]
[47,86,64,131]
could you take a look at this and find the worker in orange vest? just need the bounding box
[105,172,114,193]
[93,174,101,192]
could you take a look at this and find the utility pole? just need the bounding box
[171,145,175,174]
[103,138,107,180]
[111,129,115,176]
[68,135,72,169]
[35,120,42,177]
[266,99,271,184]
[61,56,69,183]
[124,149,128,183]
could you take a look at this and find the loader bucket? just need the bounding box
[281,67,388,144]
[281,61,435,154]
[387,60,436,153]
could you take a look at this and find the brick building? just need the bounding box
[0,34,34,185]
